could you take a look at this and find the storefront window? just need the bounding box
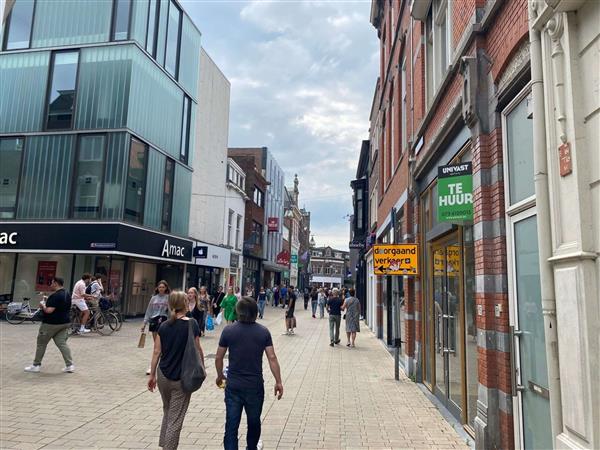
[506,95,535,205]
[0,137,24,219]
[13,253,74,302]
[124,138,147,224]
[463,225,477,428]
[0,254,16,300]
[73,135,106,219]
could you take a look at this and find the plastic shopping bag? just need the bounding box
[215,311,223,326]
[206,315,214,331]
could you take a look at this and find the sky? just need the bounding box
[182,0,379,250]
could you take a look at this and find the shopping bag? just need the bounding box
[138,332,147,348]
[215,311,223,326]
[206,315,214,331]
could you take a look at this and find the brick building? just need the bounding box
[364,0,575,448]
[228,152,269,294]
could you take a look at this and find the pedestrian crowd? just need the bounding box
[22,273,361,450]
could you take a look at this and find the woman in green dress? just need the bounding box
[220,286,238,324]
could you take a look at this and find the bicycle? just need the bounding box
[5,297,43,324]
[69,302,119,336]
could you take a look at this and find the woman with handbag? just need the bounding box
[148,291,205,450]
[196,286,212,336]
[142,280,170,375]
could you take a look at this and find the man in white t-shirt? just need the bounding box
[72,273,93,333]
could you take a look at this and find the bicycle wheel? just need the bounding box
[113,311,123,331]
[94,311,114,336]
[5,311,25,324]
[107,312,119,332]
[68,308,81,335]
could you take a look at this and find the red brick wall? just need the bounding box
[486,0,529,82]
[452,0,475,50]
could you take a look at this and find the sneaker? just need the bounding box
[79,327,91,334]
[24,365,41,373]
[335,339,341,344]
[330,342,334,347]
[257,440,263,450]
[62,365,75,373]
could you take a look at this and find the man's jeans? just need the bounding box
[224,385,264,450]
[318,303,325,318]
[329,315,341,343]
[311,301,318,316]
[258,301,266,318]
[34,322,72,366]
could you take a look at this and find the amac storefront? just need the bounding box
[0,222,193,315]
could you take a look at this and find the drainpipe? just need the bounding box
[528,2,562,444]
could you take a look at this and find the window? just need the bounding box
[72,135,106,219]
[161,158,175,231]
[251,221,263,246]
[425,12,434,107]
[227,209,234,247]
[356,188,364,231]
[401,58,407,152]
[46,51,79,130]
[0,138,24,219]
[3,0,34,50]
[112,0,131,41]
[180,96,191,164]
[165,0,181,77]
[253,186,264,207]
[425,0,451,107]
[146,0,158,54]
[390,84,395,170]
[124,138,147,224]
[236,214,242,250]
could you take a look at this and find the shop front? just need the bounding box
[228,252,242,291]
[417,132,479,431]
[0,222,193,316]
[242,256,262,294]
[187,241,230,295]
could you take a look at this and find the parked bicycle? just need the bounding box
[69,299,119,336]
[6,297,44,324]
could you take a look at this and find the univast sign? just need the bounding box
[373,244,419,276]
[437,162,473,223]
[267,217,279,232]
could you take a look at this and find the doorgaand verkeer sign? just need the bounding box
[437,162,473,223]
[0,223,193,263]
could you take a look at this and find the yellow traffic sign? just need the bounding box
[373,244,419,276]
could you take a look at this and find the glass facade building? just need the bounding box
[0,0,201,314]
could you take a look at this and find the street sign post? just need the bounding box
[373,244,419,276]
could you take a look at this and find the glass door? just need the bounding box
[510,211,552,449]
[431,234,464,419]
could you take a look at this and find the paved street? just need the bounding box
[1,305,470,450]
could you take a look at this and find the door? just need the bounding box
[431,233,464,419]
[510,211,552,449]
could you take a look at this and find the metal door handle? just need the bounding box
[442,314,455,319]
[442,348,456,354]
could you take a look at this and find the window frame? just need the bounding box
[110,0,133,42]
[123,137,149,225]
[0,136,26,219]
[44,49,81,132]
[227,209,234,247]
[236,214,242,250]
[163,0,182,79]
[2,0,36,51]
[253,186,264,207]
[161,157,175,232]
[180,95,191,164]
[145,0,159,56]
[69,133,108,220]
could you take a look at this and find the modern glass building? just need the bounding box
[0,0,201,315]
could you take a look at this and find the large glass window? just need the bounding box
[236,214,242,250]
[165,0,181,77]
[46,51,79,130]
[146,0,158,54]
[227,209,234,247]
[112,0,131,41]
[180,96,191,163]
[253,187,264,207]
[506,94,535,205]
[72,135,106,219]
[0,138,24,219]
[124,138,147,224]
[161,158,175,231]
[3,0,35,50]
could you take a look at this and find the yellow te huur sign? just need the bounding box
[373,244,419,276]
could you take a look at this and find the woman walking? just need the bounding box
[285,286,297,335]
[342,288,361,347]
[148,291,204,450]
[186,287,202,324]
[142,280,170,375]
[317,288,327,319]
[310,288,318,318]
[221,287,238,324]
[197,286,212,335]
[257,287,267,319]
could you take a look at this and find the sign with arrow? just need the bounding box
[373,244,419,276]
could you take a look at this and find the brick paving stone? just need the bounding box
[1,306,469,449]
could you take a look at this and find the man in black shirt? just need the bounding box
[216,297,283,450]
[327,288,343,346]
[24,277,74,373]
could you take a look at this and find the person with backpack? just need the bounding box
[148,291,205,450]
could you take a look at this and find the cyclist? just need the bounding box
[72,273,94,334]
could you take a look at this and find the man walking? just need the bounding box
[280,285,288,308]
[72,273,93,333]
[327,288,343,347]
[24,277,74,373]
[216,297,283,450]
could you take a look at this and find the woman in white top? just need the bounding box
[142,280,170,374]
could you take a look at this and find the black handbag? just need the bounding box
[180,319,206,393]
